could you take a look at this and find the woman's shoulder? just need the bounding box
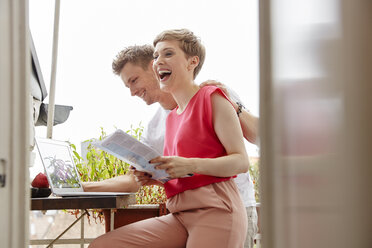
[198,85,226,98]
[198,85,229,102]
[199,84,218,93]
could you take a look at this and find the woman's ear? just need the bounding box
[188,56,199,71]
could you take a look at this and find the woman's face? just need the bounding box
[153,40,194,92]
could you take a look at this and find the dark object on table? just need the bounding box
[31,187,51,198]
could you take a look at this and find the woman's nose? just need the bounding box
[154,57,164,67]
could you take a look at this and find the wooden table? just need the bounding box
[30,194,136,247]
[31,194,135,210]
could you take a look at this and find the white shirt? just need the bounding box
[140,106,170,155]
[141,88,257,207]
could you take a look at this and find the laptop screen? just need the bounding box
[36,138,81,189]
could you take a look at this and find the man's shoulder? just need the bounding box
[225,86,243,104]
[153,105,171,118]
[146,105,170,129]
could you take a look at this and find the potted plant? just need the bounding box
[70,124,167,232]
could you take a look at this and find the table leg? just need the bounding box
[46,210,88,248]
[81,209,85,248]
[110,209,115,231]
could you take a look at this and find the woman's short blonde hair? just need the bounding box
[153,29,205,79]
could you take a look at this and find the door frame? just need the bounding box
[0,0,30,247]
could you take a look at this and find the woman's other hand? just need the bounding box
[151,156,195,179]
[131,166,164,187]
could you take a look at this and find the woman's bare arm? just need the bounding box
[200,80,259,144]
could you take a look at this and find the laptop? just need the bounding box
[35,137,134,197]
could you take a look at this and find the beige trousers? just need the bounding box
[89,180,247,248]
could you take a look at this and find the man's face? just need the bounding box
[120,62,161,105]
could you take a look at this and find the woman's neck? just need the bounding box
[172,82,200,114]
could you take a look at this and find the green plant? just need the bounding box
[71,127,130,182]
[69,124,166,205]
[249,158,260,203]
[136,185,166,204]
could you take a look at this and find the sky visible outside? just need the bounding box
[29,0,260,172]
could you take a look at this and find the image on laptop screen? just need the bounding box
[37,140,81,189]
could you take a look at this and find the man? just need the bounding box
[84,44,259,248]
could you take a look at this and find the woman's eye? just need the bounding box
[153,55,158,60]
[165,52,172,57]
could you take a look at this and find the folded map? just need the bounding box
[92,129,171,183]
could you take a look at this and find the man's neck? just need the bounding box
[158,92,177,110]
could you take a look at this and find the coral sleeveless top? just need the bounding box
[163,86,234,198]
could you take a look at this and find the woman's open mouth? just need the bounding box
[158,70,172,82]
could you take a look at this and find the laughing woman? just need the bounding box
[89,29,249,248]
